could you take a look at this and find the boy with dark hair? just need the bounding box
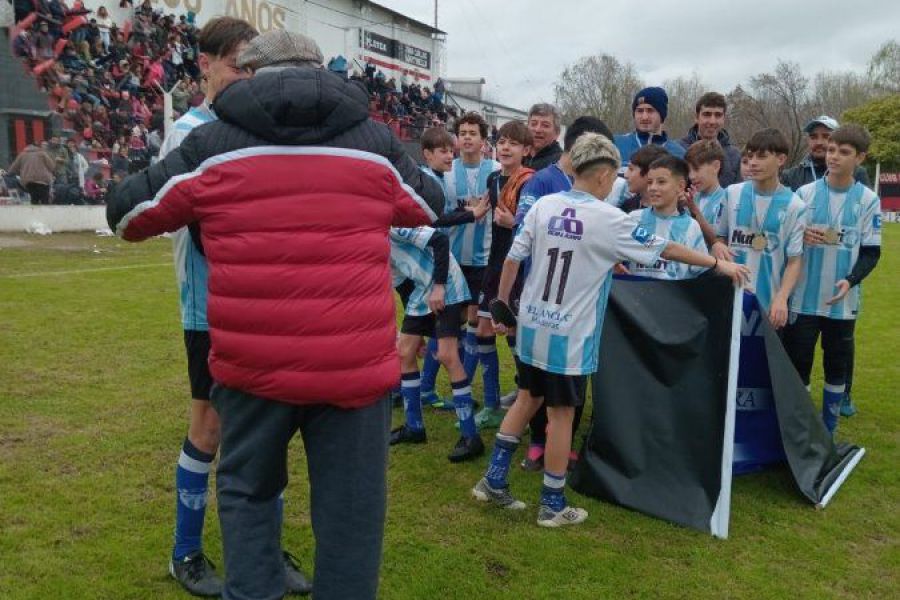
[514,115,622,471]
[388,226,485,461]
[620,144,669,213]
[626,155,709,279]
[159,16,310,598]
[471,120,534,429]
[678,92,742,186]
[472,133,749,526]
[449,112,501,417]
[685,139,727,245]
[713,128,806,328]
[783,124,881,433]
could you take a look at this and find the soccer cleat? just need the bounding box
[536,504,589,528]
[448,435,485,463]
[840,393,858,417]
[389,389,403,408]
[567,450,579,473]
[283,550,313,596]
[499,390,518,409]
[389,425,427,445]
[471,478,526,510]
[520,446,545,471]
[169,551,223,597]
[474,407,505,430]
[421,391,456,411]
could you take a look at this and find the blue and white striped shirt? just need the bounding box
[695,186,726,227]
[447,158,499,266]
[627,208,708,280]
[390,227,470,317]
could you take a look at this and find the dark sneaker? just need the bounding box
[471,478,526,510]
[448,435,485,463]
[169,552,223,597]
[520,446,544,471]
[389,425,427,445]
[840,393,858,417]
[283,550,312,596]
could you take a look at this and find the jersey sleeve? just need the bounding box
[508,203,537,262]
[391,226,435,250]
[615,211,668,265]
[861,191,883,247]
[785,198,806,257]
[516,176,544,227]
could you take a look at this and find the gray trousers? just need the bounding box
[212,385,391,600]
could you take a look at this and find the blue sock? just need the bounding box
[485,433,519,489]
[173,438,214,560]
[452,378,477,438]
[822,382,845,433]
[478,336,500,409]
[463,324,479,381]
[421,338,440,397]
[540,471,567,512]
[401,371,424,432]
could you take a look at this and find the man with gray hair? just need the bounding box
[524,103,563,171]
[107,29,444,600]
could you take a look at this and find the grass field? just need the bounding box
[0,228,897,600]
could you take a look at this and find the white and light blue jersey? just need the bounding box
[716,181,806,310]
[695,186,726,227]
[627,208,708,280]
[420,165,454,217]
[447,158,499,266]
[390,226,470,317]
[791,180,882,320]
[509,190,668,375]
[160,104,217,331]
[605,177,631,209]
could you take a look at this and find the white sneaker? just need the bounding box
[471,478,526,510]
[536,504,588,528]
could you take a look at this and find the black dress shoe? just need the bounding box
[390,425,427,445]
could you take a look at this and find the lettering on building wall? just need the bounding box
[223,0,285,32]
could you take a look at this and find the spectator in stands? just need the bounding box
[84,172,107,203]
[35,21,54,60]
[96,6,113,49]
[7,143,56,205]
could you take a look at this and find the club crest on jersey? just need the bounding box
[873,214,882,231]
[548,208,584,241]
[631,225,655,247]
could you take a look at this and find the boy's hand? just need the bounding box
[680,188,698,215]
[491,319,508,336]
[466,193,490,220]
[428,284,446,313]
[494,203,515,228]
[804,227,826,246]
[767,294,789,329]
[711,241,735,262]
[715,260,751,287]
[613,262,630,275]
[826,279,851,305]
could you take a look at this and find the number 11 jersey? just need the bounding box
[509,189,668,375]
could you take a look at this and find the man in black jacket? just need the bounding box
[525,103,563,171]
[678,92,742,187]
[781,115,871,191]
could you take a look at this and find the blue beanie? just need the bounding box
[632,87,669,122]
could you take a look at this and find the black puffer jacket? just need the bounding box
[678,126,742,187]
[108,67,444,228]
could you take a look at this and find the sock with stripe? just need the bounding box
[173,438,214,560]
[401,371,425,432]
[452,378,477,438]
[463,324,479,381]
[485,433,520,489]
[540,471,567,512]
[478,336,500,409]
[420,338,440,398]
[822,382,845,434]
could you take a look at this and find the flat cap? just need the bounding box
[237,30,324,70]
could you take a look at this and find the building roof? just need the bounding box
[367,1,446,35]
[445,90,528,117]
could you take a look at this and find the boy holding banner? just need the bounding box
[783,125,882,434]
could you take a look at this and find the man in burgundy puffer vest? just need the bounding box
[107,31,444,600]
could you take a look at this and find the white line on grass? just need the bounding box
[2,262,171,279]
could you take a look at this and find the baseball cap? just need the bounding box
[804,115,839,134]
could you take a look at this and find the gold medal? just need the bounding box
[823,228,840,245]
[751,234,767,251]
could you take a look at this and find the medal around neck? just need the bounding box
[751,234,767,251]
[823,228,840,245]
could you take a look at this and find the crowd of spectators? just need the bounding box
[5,0,205,204]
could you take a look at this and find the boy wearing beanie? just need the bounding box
[614,86,685,172]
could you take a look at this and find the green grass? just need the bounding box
[0,229,897,600]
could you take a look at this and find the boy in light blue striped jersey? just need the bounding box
[388,226,485,462]
[782,125,882,433]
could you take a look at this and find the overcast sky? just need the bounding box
[378,0,898,109]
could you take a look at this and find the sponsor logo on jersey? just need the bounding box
[524,304,574,330]
[730,229,780,252]
[873,213,882,231]
[548,208,584,241]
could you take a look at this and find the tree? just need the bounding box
[811,71,877,121]
[867,39,900,94]
[553,54,644,133]
[843,93,900,171]
[749,60,810,163]
[661,73,707,140]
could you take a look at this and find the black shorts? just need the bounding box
[461,265,485,306]
[478,263,525,319]
[400,303,465,339]
[517,362,587,408]
[184,330,213,401]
